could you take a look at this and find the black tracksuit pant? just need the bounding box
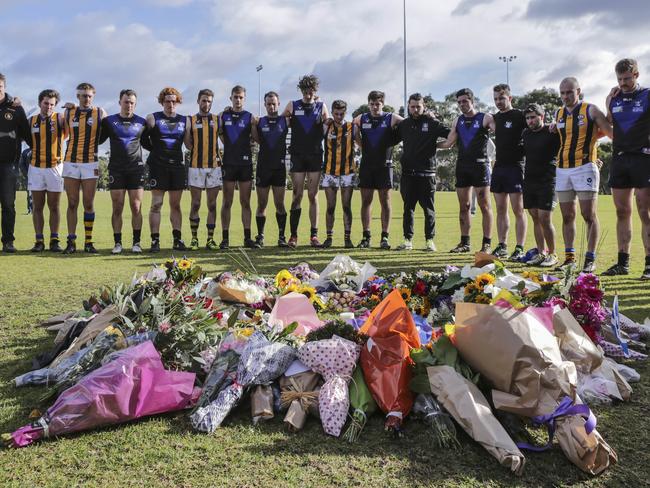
[400,172,436,240]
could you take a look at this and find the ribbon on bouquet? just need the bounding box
[610,294,630,358]
[517,396,597,452]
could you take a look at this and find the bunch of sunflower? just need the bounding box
[163,258,204,287]
[463,273,496,304]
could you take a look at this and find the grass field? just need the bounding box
[1,190,649,487]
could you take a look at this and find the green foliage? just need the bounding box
[305,319,365,344]
[512,87,562,123]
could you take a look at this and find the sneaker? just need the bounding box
[397,239,413,251]
[287,236,297,249]
[132,242,143,253]
[84,242,98,254]
[206,238,218,251]
[255,235,264,248]
[49,239,62,253]
[539,253,559,267]
[149,239,160,253]
[244,238,261,249]
[601,263,629,276]
[492,243,508,258]
[380,238,391,250]
[527,253,546,266]
[582,259,596,274]
[63,240,76,254]
[480,242,492,254]
[310,236,322,248]
[521,248,541,264]
[357,237,370,248]
[111,243,123,255]
[641,266,650,281]
[508,247,525,262]
[219,239,230,250]
[31,241,45,252]
[555,257,576,271]
[173,239,187,251]
[424,239,437,252]
[190,238,200,251]
[321,237,333,248]
[449,242,470,253]
[277,236,288,247]
[2,241,16,253]
[344,237,354,249]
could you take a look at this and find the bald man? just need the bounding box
[554,77,611,273]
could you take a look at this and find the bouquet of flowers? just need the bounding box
[298,335,361,437]
[411,393,460,449]
[310,255,376,293]
[4,341,197,448]
[359,289,421,434]
[342,365,377,442]
[566,274,607,343]
[190,331,296,433]
[279,361,322,432]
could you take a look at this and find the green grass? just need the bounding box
[1,190,649,487]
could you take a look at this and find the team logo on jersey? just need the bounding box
[224,120,232,126]
[362,123,372,129]
[505,121,512,128]
[422,122,429,132]
[4,112,13,120]
[87,117,94,126]
[380,121,388,128]
[262,126,270,132]
[473,121,480,128]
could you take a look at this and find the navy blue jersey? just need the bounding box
[257,115,288,170]
[289,100,324,156]
[100,114,148,169]
[494,109,525,166]
[610,87,650,154]
[359,112,395,167]
[456,112,489,165]
[147,111,186,166]
[221,110,253,166]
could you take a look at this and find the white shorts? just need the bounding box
[555,163,599,193]
[188,167,223,189]
[62,161,99,180]
[322,173,355,188]
[28,164,64,192]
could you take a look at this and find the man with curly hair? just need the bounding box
[281,74,330,248]
[145,87,189,252]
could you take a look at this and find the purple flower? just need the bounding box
[576,273,600,289]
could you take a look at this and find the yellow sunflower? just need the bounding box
[475,294,492,304]
[297,284,317,302]
[522,271,541,284]
[474,273,495,290]
[275,269,294,289]
[178,259,193,271]
[398,287,411,302]
[464,282,478,295]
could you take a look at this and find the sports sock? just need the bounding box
[310,227,318,238]
[276,212,287,238]
[133,229,141,245]
[190,217,200,240]
[256,215,266,237]
[482,237,492,246]
[206,223,215,240]
[460,235,470,246]
[114,233,122,245]
[172,229,182,241]
[585,251,596,261]
[222,229,229,241]
[35,233,44,242]
[289,208,301,237]
[244,228,251,241]
[83,212,95,244]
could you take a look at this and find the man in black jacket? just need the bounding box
[0,73,29,252]
[394,93,450,251]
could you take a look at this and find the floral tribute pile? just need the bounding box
[4,254,649,476]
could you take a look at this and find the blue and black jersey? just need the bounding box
[257,115,288,170]
[221,110,253,166]
[359,112,395,167]
[100,114,148,169]
[147,111,186,166]
[610,87,650,154]
[456,112,489,165]
[289,100,324,156]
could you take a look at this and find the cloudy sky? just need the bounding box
[1,0,648,118]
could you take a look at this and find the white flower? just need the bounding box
[452,288,465,303]
[483,284,502,299]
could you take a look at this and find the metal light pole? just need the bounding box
[498,55,517,86]
[256,64,263,116]
[403,0,407,116]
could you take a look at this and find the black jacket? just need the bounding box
[396,115,450,175]
[0,94,29,164]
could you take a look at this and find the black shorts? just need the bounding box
[256,167,286,188]
[609,153,650,189]
[490,164,523,193]
[523,179,556,211]
[359,165,393,189]
[148,164,186,191]
[108,165,145,190]
[290,151,322,173]
[456,163,491,188]
[223,164,253,182]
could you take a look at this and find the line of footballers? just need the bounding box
[0,61,649,279]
